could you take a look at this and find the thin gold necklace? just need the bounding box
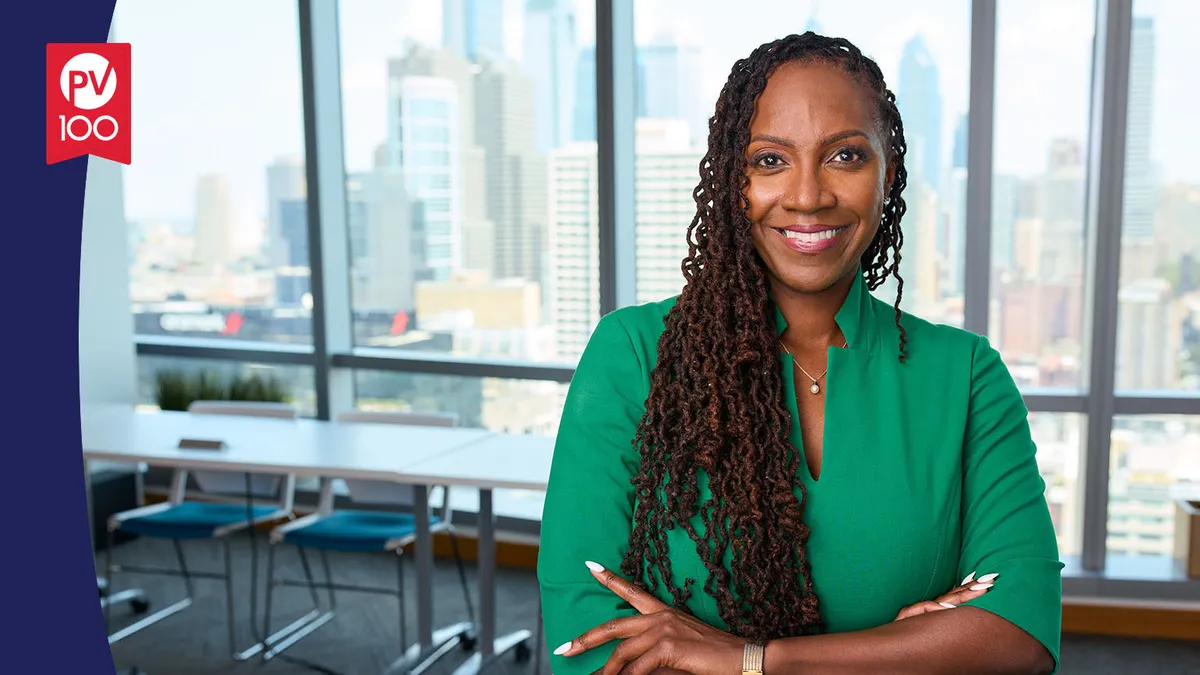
[779,339,847,395]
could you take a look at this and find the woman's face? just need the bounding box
[745,60,895,296]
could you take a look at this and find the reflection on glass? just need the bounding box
[1116,0,1200,392]
[353,370,568,437]
[630,0,971,330]
[1030,413,1085,558]
[338,0,596,366]
[990,0,1094,390]
[115,0,311,345]
[136,356,317,418]
[1107,416,1200,559]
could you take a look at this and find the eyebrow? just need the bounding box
[749,129,870,148]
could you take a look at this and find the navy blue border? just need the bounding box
[5,1,118,672]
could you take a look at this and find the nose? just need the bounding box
[780,161,835,213]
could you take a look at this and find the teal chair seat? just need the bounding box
[119,502,280,540]
[282,510,443,552]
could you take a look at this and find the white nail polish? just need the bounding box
[969,583,994,591]
[554,642,572,655]
[585,561,605,573]
[977,573,999,583]
[960,572,976,586]
[939,602,956,609]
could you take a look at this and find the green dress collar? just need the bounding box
[771,267,883,356]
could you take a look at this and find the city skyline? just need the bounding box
[114,0,1200,223]
[116,0,1200,561]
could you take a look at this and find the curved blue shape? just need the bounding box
[10,1,119,673]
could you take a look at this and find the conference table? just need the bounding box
[81,404,553,675]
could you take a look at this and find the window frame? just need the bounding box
[128,0,1200,600]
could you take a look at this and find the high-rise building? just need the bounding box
[548,143,600,360]
[1042,138,1085,283]
[347,169,417,313]
[523,0,578,152]
[474,59,549,288]
[993,174,1018,273]
[634,119,704,304]
[897,35,943,198]
[386,73,463,280]
[265,156,306,268]
[1116,278,1177,390]
[193,173,233,269]
[638,39,707,147]
[1123,16,1156,242]
[550,120,702,359]
[574,46,647,143]
[442,0,505,63]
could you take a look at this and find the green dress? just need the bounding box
[537,269,1064,675]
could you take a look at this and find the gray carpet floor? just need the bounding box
[98,534,1200,674]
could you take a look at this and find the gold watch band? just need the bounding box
[743,642,765,675]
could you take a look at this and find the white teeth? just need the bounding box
[783,228,843,243]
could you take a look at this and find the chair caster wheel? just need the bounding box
[459,632,477,651]
[131,597,150,614]
[515,640,532,664]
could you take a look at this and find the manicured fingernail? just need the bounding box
[939,602,956,609]
[960,572,976,585]
[585,561,605,573]
[969,583,994,591]
[554,641,572,655]
[977,573,999,583]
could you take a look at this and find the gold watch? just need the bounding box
[743,642,765,675]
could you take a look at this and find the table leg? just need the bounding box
[451,488,531,675]
[415,485,433,648]
[479,488,495,659]
[383,485,474,675]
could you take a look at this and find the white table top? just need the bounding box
[81,405,494,482]
[400,433,553,491]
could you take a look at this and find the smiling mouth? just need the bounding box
[776,226,848,244]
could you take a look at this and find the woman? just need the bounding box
[538,32,1062,675]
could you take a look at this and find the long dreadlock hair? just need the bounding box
[618,32,910,643]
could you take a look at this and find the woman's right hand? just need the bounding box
[892,571,999,622]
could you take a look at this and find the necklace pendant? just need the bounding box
[809,382,821,395]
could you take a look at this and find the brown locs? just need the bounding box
[618,32,910,643]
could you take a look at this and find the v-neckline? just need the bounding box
[781,349,834,485]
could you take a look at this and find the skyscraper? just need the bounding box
[1042,138,1086,282]
[634,119,704,304]
[523,0,578,152]
[193,173,233,269]
[1123,16,1156,242]
[548,142,599,359]
[388,50,470,281]
[442,0,505,63]
[573,46,646,143]
[266,156,306,268]
[474,59,549,287]
[638,39,706,147]
[551,121,702,359]
[897,35,943,197]
[1116,278,1176,390]
[347,169,417,313]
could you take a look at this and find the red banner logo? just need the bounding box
[46,43,131,165]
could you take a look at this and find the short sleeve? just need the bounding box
[957,335,1065,672]
[537,312,647,675]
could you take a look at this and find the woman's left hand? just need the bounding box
[553,561,746,675]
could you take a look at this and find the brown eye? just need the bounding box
[755,153,784,168]
[832,147,867,164]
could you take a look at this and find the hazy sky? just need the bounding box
[113,0,1199,224]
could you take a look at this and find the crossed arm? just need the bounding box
[554,562,1053,675]
[540,320,1062,675]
